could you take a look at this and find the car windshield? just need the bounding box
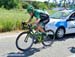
[50,10,72,19]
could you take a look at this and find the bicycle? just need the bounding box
[16,22,55,51]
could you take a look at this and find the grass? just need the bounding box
[0,8,56,32]
[0,8,29,32]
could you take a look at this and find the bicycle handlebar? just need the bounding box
[21,21,33,30]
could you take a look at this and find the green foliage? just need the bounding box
[28,1,48,9]
[0,8,28,32]
[28,1,56,9]
[22,2,29,9]
[0,0,58,9]
[31,1,39,9]
[49,3,56,9]
[0,0,18,9]
[38,2,48,9]
[2,20,15,32]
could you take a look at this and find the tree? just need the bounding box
[0,0,19,9]
[22,2,29,9]
[49,3,56,9]
[53,0,57,6]
[47,0,50,9]
[38,2,48,9]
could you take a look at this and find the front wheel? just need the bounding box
[42,30,55,46]
[16,32,34,51]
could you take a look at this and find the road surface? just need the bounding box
[0,31,75,57]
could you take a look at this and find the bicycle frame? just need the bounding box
[23,22,54,43]
[26,24,43,43]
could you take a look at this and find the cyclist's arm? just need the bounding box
[27,15,33,23]
[34,11,40,24]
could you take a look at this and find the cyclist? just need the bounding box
[27,5,49,35]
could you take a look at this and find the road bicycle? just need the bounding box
[16,22,55,51]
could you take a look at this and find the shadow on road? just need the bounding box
[6,46,47,57]
[69,47,75,53]
[7,48,40,57]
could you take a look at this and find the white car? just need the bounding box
[45,9,75,39]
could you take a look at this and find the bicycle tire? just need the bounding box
[16,32,34,51]
[42,30,55,46]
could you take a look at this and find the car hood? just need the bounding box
[50,18,66,23]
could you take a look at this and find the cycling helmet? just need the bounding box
[27,5,34,13]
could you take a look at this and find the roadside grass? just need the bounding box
[0,8,29,32]
[0,8,56,32]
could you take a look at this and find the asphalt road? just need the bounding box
[0,31,75,57]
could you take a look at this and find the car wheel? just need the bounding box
[56,28,65,39]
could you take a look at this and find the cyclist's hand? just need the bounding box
[22,21,27,25]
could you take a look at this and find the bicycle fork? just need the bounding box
[24,34,30,42]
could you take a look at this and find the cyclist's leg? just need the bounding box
[34,22,47,43]
[33,21,45,32]
[37,22,45,32]
[33,24,44,43]
[37,26,45,32]
[38,17,49,32]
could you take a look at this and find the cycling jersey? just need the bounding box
[30,9,49,27]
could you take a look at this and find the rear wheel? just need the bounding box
[16,32,34,51]
[42,30,55,46]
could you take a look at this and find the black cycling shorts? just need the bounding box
[40,13,49,24]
